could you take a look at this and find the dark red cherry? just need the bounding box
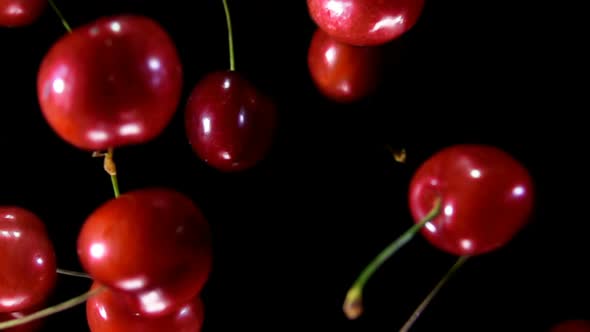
[37,15,183,151]
[0,207,56,313]
[0,0,46,27]
[550,320,590,332]
[184,71,277,172]
[307,28,382,103]
[307,0,425,46]
[77,188,212,317]
[86,283,205,332]
[0,306,44,332]
[408,145,534,256]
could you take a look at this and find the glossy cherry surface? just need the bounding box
[0,0,46,27]
[308,28,382,103]
[0,207,56,313]
[86,283,204,332]
[0,306,44,332]
[307,0,425,46]
[185,70,277,172]
[408,145,534,256]
[550,320,590,332]
[77,188,212,317]
[37,15,183,151]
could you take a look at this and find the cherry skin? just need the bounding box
[184,71,277,172]
[77,188,212,317]
[37,15,183,151]
[306,0,425,46]
[0,0,46,27]
[408,144,534,256]
[0,306,44,332]
[307,28,382,103]
[86,283,205,332]
[0,207,57,313]
[550,320,590,332]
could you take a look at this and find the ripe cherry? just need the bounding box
[409,144,534,256]
[306,0,425,46]
[37,15,183,151]
[77,188,212,317]
[0,207,57,313]
[0,307,44,332]
[86,283,205,332]
[0,0,46,27]
[184,71,277,172]
[550,320,590,332]
[307,27,382,103]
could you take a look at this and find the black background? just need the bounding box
[0,0,584,331]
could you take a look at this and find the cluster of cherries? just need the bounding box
[0,0,587,331]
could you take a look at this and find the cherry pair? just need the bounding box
[305,0,425,103]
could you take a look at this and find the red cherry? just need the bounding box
[0,307,44,332]
[86,283,204,332]
[550,320,590,332]
[37,15,183,151]
[184,71,277,172]
[306,0,425,46]
[0,207,56,313]
[408,144,534,256]
[307,27,382,103]
[77,188,212,317]
[0,0,46,27]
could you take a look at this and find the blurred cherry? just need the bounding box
[77,188,212,317]
[86,283,205,332]
[550,320,590,332]
[184,71,277,172]
[308,27,382,103]
[0,207,56,313]
[0,0,46,27]
[37,15,183,151]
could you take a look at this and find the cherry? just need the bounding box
[86,283,205,332]
[307,27,382,103]
[37,14,183,151]
[408,144,534,256]
[550,320,590,332]
[0,207,57,313]
[185,71,277,172]
[184,0,277,172]
[0,307,44,332]
[0,0,46,27]
[77,188,212,317]
[306,0,425,46]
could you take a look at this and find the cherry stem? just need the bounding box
[399,255,469,332]
[0,286,105,330]
[93,149,120,198]
[57,268,92,279]
[47,0,72,33]
[343,197,442,320]
[221,0,235,71]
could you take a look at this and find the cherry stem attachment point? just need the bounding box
[221,0,235,71]
[92,148,120,198]
[385,145,407,163]
[47,0,72,33]
[343,197,442,320]
[57,268,92,279]
[399,255,469,332]
[0,286,105,330]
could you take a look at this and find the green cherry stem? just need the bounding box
[343,197,442,320]
[0,286,106,330]
[221,0,235,71]
[56,268,92,279]
[92,148,121,198]
[399,255,470,332]
[47,0,72,33]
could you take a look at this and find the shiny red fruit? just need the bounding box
[550,320,590,332]
[307,28,382,103]
[0,306,44,332]
[86,283,205,332]
[185,71,277,172]
[77,188,212,317]
[408,145,534,256]
[0,0,46,27]
[307,0,425,46]
[0,207,56,313]
[37,15,183,151]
